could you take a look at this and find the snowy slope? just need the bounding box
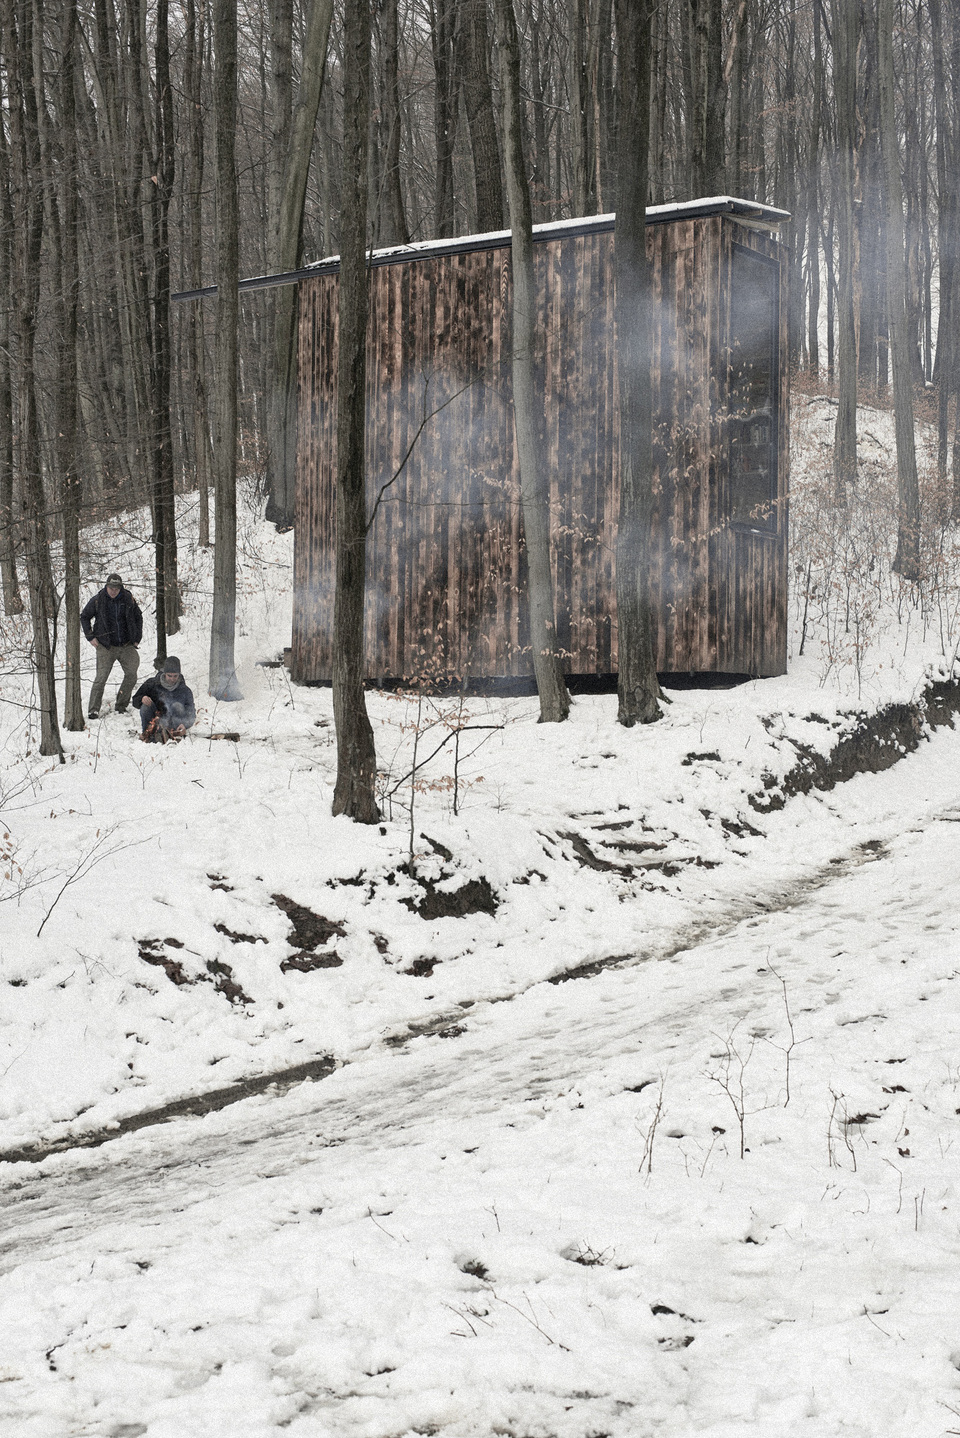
[1,404,960,1434]
[1,735,960,1436]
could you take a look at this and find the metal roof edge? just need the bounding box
[172,197,790,302]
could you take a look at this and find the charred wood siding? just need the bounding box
[293,213,788,682]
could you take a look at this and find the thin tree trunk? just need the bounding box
[5,0,62,758]
[806,0,824,375]
[688,0,725,196]
[879,0,920,580]
[269,0,294,259]
[379,0,409,243]
[613,0,661,727]
[265,0,335,529]
[332,0,378,822]
[457,0,503,232]
[726,0,748,198]
[493,0,570,723]
[209,0,243,700]
[184,0,211,547]
[58,0,84,730]
[567,0,592,214]
[930,0,958,499]
[431,0,457,238]
[830,0,858,502]
[0,82,23,615]
[122,0,164,650]
[153,0,179,637]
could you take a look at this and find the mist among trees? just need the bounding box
[1,0,958,769]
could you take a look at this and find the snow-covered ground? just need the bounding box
[2,405,960,1435]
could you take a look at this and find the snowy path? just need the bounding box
[3,736,960,1435]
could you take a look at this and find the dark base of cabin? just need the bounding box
[293,670,771,696]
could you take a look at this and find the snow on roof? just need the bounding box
[172,198,790,302]
[297,196,789,277]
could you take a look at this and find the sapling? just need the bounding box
[827,1089,859,1172]
[707,1022,777,1159]
[637,1073,666,1177]
[763,958,807,1105]
[36,825,152,937]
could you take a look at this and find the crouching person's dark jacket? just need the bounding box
[132,674,197,731]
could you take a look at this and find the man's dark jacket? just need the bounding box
[132,673,196,730]
[80,586,143,648]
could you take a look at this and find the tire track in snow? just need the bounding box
[0,816,933,1279]
[0,828,887,1169]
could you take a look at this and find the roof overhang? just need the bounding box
[173,197,790,302]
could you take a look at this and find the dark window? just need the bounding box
[728,245,779,530]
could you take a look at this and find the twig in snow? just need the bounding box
[491,1290,568,1350]
[36,827,153,937]
[637,1073,666,1177]
[366,1208,402,1242]
[763,957,809,1105]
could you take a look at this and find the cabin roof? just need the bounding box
[172,196,790,303]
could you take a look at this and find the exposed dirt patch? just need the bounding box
[752,678,960,811]
[601,839,668,854]
[214,923,267,945]
[420,832,453,863]
[205,959,253,1006]
[280,950,344,973]
[401,873,499,920]
[559,831,633,875]
[404,956,440,977]
[138,941,252,1005]
[549,954,635,984]
[0,1054,337,1167]
[272,893,346,950]
[137,940,190,987]
[718,815,763,839]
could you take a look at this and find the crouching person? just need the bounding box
[133,656,197,743]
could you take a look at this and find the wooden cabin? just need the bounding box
[292,196,790,685]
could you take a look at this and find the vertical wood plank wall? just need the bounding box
[293,215,788,682]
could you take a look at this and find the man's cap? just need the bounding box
[106,573,123,586]
[160,655,181,675]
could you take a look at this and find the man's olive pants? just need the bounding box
[88,644,139,715]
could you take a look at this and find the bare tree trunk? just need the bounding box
[613,0,661,727]
[264,0,335,528]
[153,0,179,637]
[726,0,748,198]
[493,0,569,723]
[879,0,920,580]
[567,0,593,214]
[269,0,294,254]
[830,0,858,502]
[58,0,84,730]
[688,0,725,196]
[0,86,23,615]
[209,0,243,700]
[930,0,959,500]
[184,0,212,547]
[378,0,409,243]
[457,0,503,232]
[5,0,62,758]
[806,0,823,374]
[431,0,457,238]
[332,0,378,822]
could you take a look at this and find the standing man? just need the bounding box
[81,572,142,719]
